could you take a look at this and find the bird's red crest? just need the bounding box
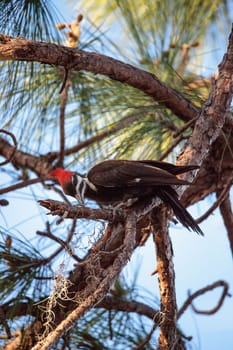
[48,168,73,188]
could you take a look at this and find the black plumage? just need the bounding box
[84,160,203,235]
[49,160,203,235]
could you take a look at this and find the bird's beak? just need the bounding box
[75,192,85,206]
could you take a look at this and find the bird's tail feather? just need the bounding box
[157,187,203,235]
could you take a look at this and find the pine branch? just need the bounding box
[31,212,137,350]
[0,137,52,176]
[97,296,159,321]
[195,175,232,224]
[177,26,233,187]
[0,178,43,195]
[152,207,178,349]
[0,129,17,166]
[38,199,125,222]
[0,34,199,122]
[178,280,230,318]
[47,115,141,160]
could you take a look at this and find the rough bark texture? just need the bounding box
[152,207,178,349]
[0,26,233,350]
[0,34,199,121]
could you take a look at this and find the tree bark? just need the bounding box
[0,34,199,121]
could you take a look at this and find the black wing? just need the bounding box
[137,160,199,175]
[87,160,191,188]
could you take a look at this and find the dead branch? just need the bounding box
[0,178,44,195]
[59,67,69,94]
[0,34,199,122]
[196,176,232,224]
[38,199,125,222]
[218,194,233,256]
[133,322,157,350]
[31,212,137,350]
[159,134,188,161]
[177,26,233,185]
[152,206,177,349]
[0,137,52,176]
[46,115,142,161]
[177,280,230,318]
[36,220,82,263]
[58,88,66,168]
[0,129,17,166]
[97,296,159,321]
[173,117,198,138]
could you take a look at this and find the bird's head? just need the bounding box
[48,168,86,206]
[48,168,73,188]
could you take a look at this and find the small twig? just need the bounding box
[0,129,17,166]
[158,134,187,161]
[37,221,82,263]
[43,183,72,205]
[177,280,230,319]
[175,42,199,75]
[154,113,178,133]
[133,322,157,350]
[196,177,232,224]
[46,115,141,162]
[57,81,71,167]
[97,296,159,321]
[173,117,198,138]
[89,223,115,254]
[59,68,69,94]
[0,178,44,195]
[150,267,158,276]
[219,194,233,256]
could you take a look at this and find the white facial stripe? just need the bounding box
[73,175,86,205]
[85,177,97,191]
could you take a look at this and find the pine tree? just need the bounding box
[0,1,232,349]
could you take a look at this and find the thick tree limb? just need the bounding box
[181,119,233,206]
[1,134,231,209]
[178,26,233,188]
[0,34,199,122]
[1,26,233,350]
[31,212,137,350]
[0,137,52,176]
[152,207,178,349]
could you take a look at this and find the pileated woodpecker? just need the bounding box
[48,160,203,235]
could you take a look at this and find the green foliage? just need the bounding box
[55,277,159,349]
[1,0,231,163]
[0,230,52,301]
[0,1,232,347]
[0,0,63,41]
